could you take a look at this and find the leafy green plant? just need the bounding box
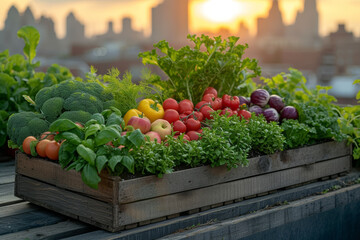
[280,119,312,149]
[50,108,145,189]
[139,34,261,103]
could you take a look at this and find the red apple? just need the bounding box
[145,131,162,143]
[163,109,180,124]
[127,116,151,134]
[151,119,172,140]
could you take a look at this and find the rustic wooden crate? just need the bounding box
[14,141,352,232]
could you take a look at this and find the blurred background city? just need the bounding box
[0,0,359,103]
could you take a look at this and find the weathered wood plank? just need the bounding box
[16,152,119,203]
[0,174,15,185]
[15,174,116,229]
[0,161,15,177]
[0,202,39,218]
[0,208,66,235]
[118,141,350,203]
[0,182,22,206]
[118,156,351,225]
[0,220,93,240]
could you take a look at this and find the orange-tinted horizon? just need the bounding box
[1,0,359,38]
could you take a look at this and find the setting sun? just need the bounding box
[199,0,244,23]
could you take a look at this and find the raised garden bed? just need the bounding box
[15,141,352,232]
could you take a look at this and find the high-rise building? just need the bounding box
[151,0,188,45]
[257,0,285,38]
[0,5,23,54]
[65,12,85,44]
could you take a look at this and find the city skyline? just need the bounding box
[1,0,359,38]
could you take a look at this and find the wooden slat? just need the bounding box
[0,182,21,206]
[118,141,350,203]
[16,152,119,203]
[0,175,15,185]
[15,174,116,230]
[0,220,93,240]
[0,202,39,218]
[0,161,15,177]
[117,156,351,225]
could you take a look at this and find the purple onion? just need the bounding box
[263,108,280,122]
[250,89,270,107]
[249,105,263,116]
[281,106,299,120]
[239,96,250,107]
[268,95,285,113]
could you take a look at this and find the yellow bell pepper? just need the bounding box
[123,109,144,125]
[137,99,164,123]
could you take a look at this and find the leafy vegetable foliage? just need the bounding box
[139,34,261,103]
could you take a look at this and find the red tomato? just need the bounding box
[238,109,252,120]
[202,93,216,103]
[186,118,201,132]
[173,120,187,134]
[163,109,180,124]
[22,136,37,155]
[179,100,194,114]
[211,97,223,110]
[195,101,210,110]
[200,106,214,120]
[40,131,55,141]
[222,95,240,110]
[220,108,236,117]
[187,131,200,141]
[189,111,204,122]
[36,139,51,157]
[203,87,218,98]
[45,141,61,161]
[163,98,179,111]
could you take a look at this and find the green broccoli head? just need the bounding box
[41,97,64,122]
[34,87,53,110]
[63,92,103,114]
[58,111,92,124]
[7,112,49,146]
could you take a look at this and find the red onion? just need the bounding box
[281,106,299,120]
[268,95,285,113]
[239,96,250,107]
[263,108,280,122]
[249,105,263,116]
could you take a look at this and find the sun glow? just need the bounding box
[199,0,244,23]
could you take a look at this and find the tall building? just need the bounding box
[257,0,285,38]
[151,0,189,45]
[65,12,85,44]
[0,5,23,54]
[286,0,320,48]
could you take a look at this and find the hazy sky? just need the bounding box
[0,0,359,38]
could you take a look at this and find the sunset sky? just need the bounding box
[0,0,359,38]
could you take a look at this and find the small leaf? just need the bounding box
[76,144,96,166]
[122,155,135,174]
[81,164,101,189]
[85,124,102,139]
[50,119,78,132]
[108,155,123,172]
[106,112,123,126]
[96,155,108,173]
[128,129,145,147]
[17,26,40,63]
[30,140,38,157]
[56,132,81,145]
[58,141,76,168]
[94,127,121,146]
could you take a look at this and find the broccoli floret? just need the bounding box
[34,87,53,110]
[41,97,64,122]
[63,92,103,114]
[58,111,92,124]
[7,112,49,146]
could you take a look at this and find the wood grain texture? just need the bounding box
[0,182,22,206]
[118,156,351,225]
[118,141,350,203]
[16,152,120,203]
[0,202,39,218]
[15,175,115,228]
[0,220,93,240]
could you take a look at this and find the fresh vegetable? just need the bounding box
[139,34,261,103]
[280,106,299,120]
[239,96,250,107]
[222,95,240,110]
[45,141,61,161]
[7,112,49,146]
[268,95,285,112]
[163,98,179,111]
[203,87,218,98]
[127,116,151,134]
[178,100,194,114]
[36,139,51,158]
[22,136,37,155]
[263,108,280,122]
[186,118,201,132]
[137,99,164,123]
[123,109,144,125]
[280,119,312,149]
[238,110,251,120]
[249,105,263,116]
[163,109,180,124]
[173,120,187,134]
[250,89,270,107]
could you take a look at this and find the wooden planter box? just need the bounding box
[15,141,352,232]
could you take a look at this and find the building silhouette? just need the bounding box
[151,0,189,45]
[257,0,285,39]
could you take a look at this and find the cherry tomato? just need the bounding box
[22,136,37,155]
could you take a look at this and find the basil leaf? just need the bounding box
[106,112,123,126]
[128,129,145,147]
[56,132,81,145]
[108,155,123,172]
[85,124,101,139]
[50,119,78,132]
[91,113,105,125]
[94,127,121,146]
[122,155,135,174]
[76,144,96,166]
[81,164,101,189]
[58,141,76,168]
[30,140,38,157]
[96,155,108,174]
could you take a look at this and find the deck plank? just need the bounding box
[0,182,21,206]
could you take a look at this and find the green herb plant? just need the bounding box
[139,34,261,103]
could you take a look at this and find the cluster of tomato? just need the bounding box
[161,87,251,141]
[22,132,60,161]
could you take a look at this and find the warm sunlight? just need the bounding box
[199,0,244,23]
